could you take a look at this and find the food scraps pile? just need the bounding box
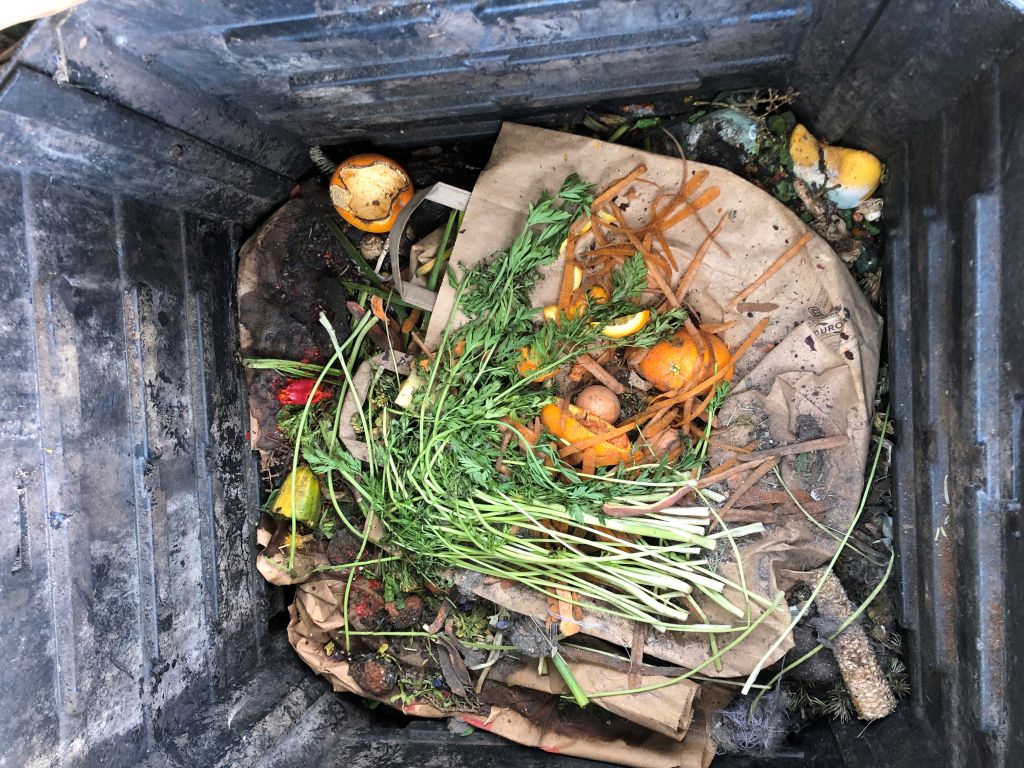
[242,123,889,766]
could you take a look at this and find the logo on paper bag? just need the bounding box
[807,304,849,340]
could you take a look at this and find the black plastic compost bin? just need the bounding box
[1,1,1021,766]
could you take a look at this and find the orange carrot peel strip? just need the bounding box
[669,213,728,307]
[557,231,578,310]
[640,169,711,234]
[401,308,423,334]
[657,187,721,231]
[592,163,648,211]
[555,588,581,637]
[575,353,625,394]
[500,417,540,448]
[580,449,597,478]
[646,255,680,308]
[700,320,737,334]
[370,294,389,324]
[727,231,814,310]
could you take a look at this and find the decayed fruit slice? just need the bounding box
[600,309,650,339]
[635,328,732,392]
[517,346,558,382]
[272,465,322,524]
[541,402,632,467]
[790,124,882,209]
[330,154,414,233]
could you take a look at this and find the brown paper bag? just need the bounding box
[463,684,728,768]
[255,516,331,586]
[285,557,722,764]
[496,660,700,740]
[459,567,791,678]
[713,334,878,569]
[432,123,880,677]
[424,122,879,514]
[426,124,881,384]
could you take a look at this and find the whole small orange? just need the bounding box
[635,329,733,393]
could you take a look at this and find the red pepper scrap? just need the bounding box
[276,378,332,406]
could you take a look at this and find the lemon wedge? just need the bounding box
[600,309,651,339]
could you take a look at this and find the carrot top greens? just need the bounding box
[247,174,763,640]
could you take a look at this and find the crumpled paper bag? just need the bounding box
[255,516,331,586]
[459,560,791,678]
[712,332,877,570]
[463,684,731,768]
[431,123,881,675]
[494,659,700,740]
[286,569,716,745]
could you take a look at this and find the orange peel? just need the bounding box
[329,153,413,233]
[517,347,558,382]
[542,286,610,324]
[541,402,631,467]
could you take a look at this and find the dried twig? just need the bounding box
[629,623,647,687]
[694,459,763,489]
[408,331,434,358]
[738,434,847,463]
[735,302,778,313]
[714,458,780,521]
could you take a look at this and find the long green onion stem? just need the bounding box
[551,652,590,707]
